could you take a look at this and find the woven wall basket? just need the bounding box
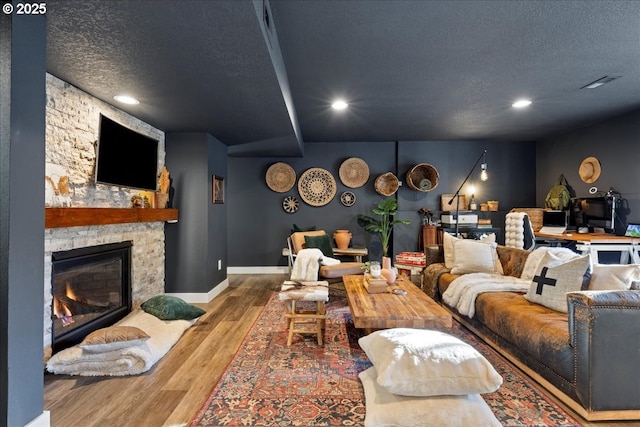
[339,157,370,188]
[374,172,399,196]
[406,163,439,192]
[298,167,337,206]
[265,162,296,193]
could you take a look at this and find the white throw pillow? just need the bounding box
[524,252,590,313]
[450,239,504,275]
[520,247,580,281]
[443,232,496,269]
[359,367,501,427]
[588,264,640,290]
[358,328,502,397]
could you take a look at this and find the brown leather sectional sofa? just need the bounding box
[421,244,640,421]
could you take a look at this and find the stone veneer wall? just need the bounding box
[43,74,167,353]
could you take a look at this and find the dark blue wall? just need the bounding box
[1,13,46,427]
[228,140,537,266]
[537,109,640,235]
[165,133,228,293]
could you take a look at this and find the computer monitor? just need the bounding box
[570,196,615,232]
[542,210,568,228]
[538,210,568,235]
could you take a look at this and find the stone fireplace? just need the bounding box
[51,241,132,353]
[44,223,166,357]
[44,74,168,358]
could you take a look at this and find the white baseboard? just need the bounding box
[24,411,50,427]
[167,277,229,303]
[227,266,289,274]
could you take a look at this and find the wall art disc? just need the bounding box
[340,191,356,207]
[297,167,336,207]
[265,162,296,193]
[339,157,369,188]
[282,195,299,213]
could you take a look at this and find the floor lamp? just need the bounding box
[448,149,488,236]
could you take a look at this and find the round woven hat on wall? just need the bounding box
[265,162,296,193]
[298,167,337,206]
[579,156,601,184]
[339,157,370,188]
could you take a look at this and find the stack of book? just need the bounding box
[394,252,427,285]
[395,251,426,266]
[364,274,388,294]
[478,218,492,228]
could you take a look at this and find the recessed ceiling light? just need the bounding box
[331,100,348,110]
[113,95,140,105]
[512,99,532,109]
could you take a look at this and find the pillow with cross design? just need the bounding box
[524,252,590,313]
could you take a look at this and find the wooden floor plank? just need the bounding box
[44,273,628,427]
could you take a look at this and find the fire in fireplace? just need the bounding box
[51,241,132,353]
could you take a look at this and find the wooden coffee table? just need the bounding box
[342,274,452,332]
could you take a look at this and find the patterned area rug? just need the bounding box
[191,288,580,426]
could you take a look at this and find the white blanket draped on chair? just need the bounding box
[290,248,324,282]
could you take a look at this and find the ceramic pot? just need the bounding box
[381,256,397,285]
[333,229,352,250]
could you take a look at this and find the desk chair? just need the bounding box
[505,212,536,251]
[287,230,364,280]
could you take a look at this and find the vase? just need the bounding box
[381,256,397,285]
[333,229,352,250]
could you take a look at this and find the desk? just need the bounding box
[534,231,640,265]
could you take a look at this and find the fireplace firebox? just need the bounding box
[51,241,132,353]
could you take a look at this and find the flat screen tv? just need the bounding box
[95,114,159,191]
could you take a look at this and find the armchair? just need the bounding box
[287,230,364,280]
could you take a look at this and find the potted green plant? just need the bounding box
[357,198,410,258]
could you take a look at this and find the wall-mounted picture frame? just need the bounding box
[213,175,225,204]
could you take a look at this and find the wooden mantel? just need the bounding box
[45,207,179,229]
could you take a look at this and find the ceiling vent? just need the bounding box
[581,75,621,89]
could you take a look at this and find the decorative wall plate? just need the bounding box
[340,191,356,207]
[282,195,299,213]
[297,167,336,206]
[339,157,369,188]
[266,162,296,193]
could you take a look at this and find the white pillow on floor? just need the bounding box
[359,366,501,427]
[358,328,502,397]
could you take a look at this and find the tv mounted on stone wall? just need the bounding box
[95,114,159,191]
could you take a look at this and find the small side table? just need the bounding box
[395,263,425,286]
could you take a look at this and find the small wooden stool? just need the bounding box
[278,281,329,346]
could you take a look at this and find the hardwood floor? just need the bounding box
[44,274,635,427]
[44,274,283,427]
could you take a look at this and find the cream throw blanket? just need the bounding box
[442,273,530,318]
[290,248,324,282]
[46,309,194,376]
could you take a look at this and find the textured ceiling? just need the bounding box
[46,0,640,156]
